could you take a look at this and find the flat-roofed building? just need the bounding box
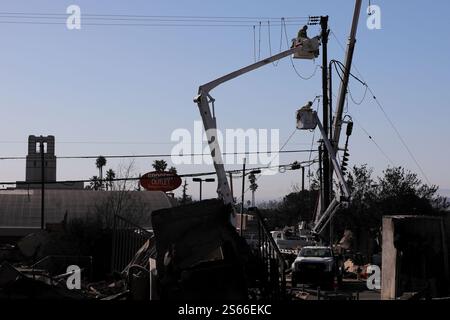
[0,189,175,237]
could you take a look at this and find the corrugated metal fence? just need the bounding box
[111,214,153,273]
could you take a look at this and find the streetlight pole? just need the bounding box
[302,166,305,192]
[40,138,45,230]
[240,159,246,236]
[193,178,215,201]
[240,165,262,237]
[229,172,234,202]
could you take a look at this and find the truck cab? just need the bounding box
[291,246,343,289]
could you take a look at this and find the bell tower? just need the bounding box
[25,135,57,183]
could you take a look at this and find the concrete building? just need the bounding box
[381,215,449,299]
[0,189,175,237]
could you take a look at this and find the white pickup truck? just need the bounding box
[291,246,343,289]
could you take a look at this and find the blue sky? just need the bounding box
[1,0,450,201]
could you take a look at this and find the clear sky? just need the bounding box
[1,0,449,202]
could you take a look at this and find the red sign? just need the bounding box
[140,171,182,192]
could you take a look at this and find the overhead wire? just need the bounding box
[253,25,256,62]
[0,149,318,161]
[0,12,309,28]
[348,85,368,105]
[0,140,313,146]
[282,18,319,80]
[0,20,303,28]
[330,29,431,184]
[268,18,286,67]
[258,21,262,61]
[242,128,301,195]
[351,117,396,166]
[0,12,310,20]
[332,59,368,106]
[0,161,316,186]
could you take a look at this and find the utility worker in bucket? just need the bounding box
[292,25,309,48]
[298,25,309,40]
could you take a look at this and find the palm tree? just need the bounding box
[152,160,168,172]
[89,176,102,191]
[96,156,107,189]
[248,173,258,207]
[168,166,177,174]
[105,169,116,191]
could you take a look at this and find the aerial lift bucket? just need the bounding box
[296,103,318,130]
[292,36,321,60]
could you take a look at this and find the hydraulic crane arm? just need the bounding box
[313,111,351,235]
[194,37,321,216]
[198,39,318,94]
[297,107,350,234]
[315,112,350,199]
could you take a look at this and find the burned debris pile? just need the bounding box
[0,199,277,300]
[152,199,255,300]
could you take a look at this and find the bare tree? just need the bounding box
[105,169,116,191]
[94,161,151,229]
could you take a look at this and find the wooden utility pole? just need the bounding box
[321,16,331,211]
[332,0,363,149]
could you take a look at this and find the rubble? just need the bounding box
[343,259,370,280]
[0,262,87,299]
[0,244,23,263]
[17,231,49,258]
[87,280,127,299]
[151,199,254,300]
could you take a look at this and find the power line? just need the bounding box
[0,12,309,20]
[0,140,313,146]
[348,85,368,105]
[0,161,315,186]
[0,20,302,28]
[258,21,262,61]
[366,87,431,184]
[330,29,431,184]
[0,12,308,28]
[282,18,319,80]
[352,117,396,166]
[331,59,368,106]
[0,149,318,161]
[0,16,308,24]
[267,19,285,67]
[253,25,256,62]
[242,128,300,194]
